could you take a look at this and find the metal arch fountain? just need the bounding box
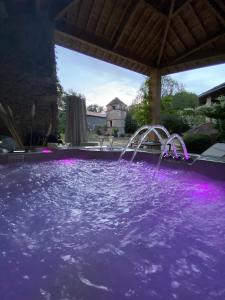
[160,133,189,161]
[120,125,190,165]
[130,125,173,162]
[155,133,190,172]
[120,125,175,161]
[119,125,151,160]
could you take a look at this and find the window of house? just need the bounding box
[112,106,116,110]
[110,120,112,127]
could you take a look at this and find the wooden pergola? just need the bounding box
[54,0,225,123]
[0,0,224,142]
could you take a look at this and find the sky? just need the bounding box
[56,45,225,107]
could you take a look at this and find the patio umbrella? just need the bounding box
[65,95,87,146]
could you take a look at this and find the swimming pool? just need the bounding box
[0,156,225,300]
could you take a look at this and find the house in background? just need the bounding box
[86,111,106,131]
[199,82,225,124]
[106,98,127,135]
[199,82,225,107]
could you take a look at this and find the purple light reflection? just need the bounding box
[186,179,222,203]
[41,149,53,154]
[58,158,78,165]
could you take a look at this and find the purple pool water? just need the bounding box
[0,159,225,300]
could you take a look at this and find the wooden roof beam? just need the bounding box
[55,21,153,70]
[55,0,76,20]
[172,0,192,18]
[135,19,162,57]
[143,0,167,18]
[168,31,225,64]
[177,14,197,45]
[123,8,150,50]
[113,0,139,49]
[130,13,157,54]
[157,0,175,66]
[142,25,164,58]
[215,0,225,13]
[167,39,178,56]
[206,0,225,26]
[188,3,208,38]
[170,27,188,51]
[142,0,192,19]
[161,52,225,75]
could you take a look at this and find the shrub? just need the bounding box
[161,114,190,134]
[183,133,213,154]
[95,125,107,135]
[172,91,199,110]
[125,112,138,134]
[112,127,118,137]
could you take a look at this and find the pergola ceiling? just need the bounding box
[54,0,225,75]
[0,0,225,75]
[10,0,225,75]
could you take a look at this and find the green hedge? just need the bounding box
[183,133,213,154]
[161,114,190,134]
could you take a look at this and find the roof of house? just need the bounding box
[86,111,106,118]
[199,82,225,101]
[107,97,126,107]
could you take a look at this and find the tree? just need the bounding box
[131,75,184,125]
[87,104,104,113]
[131,99,152,126]
[125,109,138,134]
[172,91,199,110]
[161,76,185,98]
[197,99,225,141]
[161,114,190,134]
[134,75,185,105]
[161,95,174,113]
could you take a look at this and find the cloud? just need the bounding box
[56,45,225,106]
[84,79,142,106]
[171,64,225,95]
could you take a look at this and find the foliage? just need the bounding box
[161,91,200,129]
[58,109,66,135]
[56,75,64,100]
[161,76,185,98]
[161,113,190,134]
[87,104,104,113]
[132,75,185,126]
[198,101,225,120]
[196,100,225,141]
[94,125,107,136]
[183,133,213,154]
[177,108,205,127]
[172,91,199,110]
[161,95,174,113]
[131,99,151,126]
[134,75,184,105]
[134,79,149,104]
[125,110,138,134]
[112,127,119,137]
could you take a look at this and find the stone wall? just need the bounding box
[86,115,106,131]
[106,109,127,135]
[0,4,58,145]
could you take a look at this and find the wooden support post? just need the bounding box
[149,69,161,124]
